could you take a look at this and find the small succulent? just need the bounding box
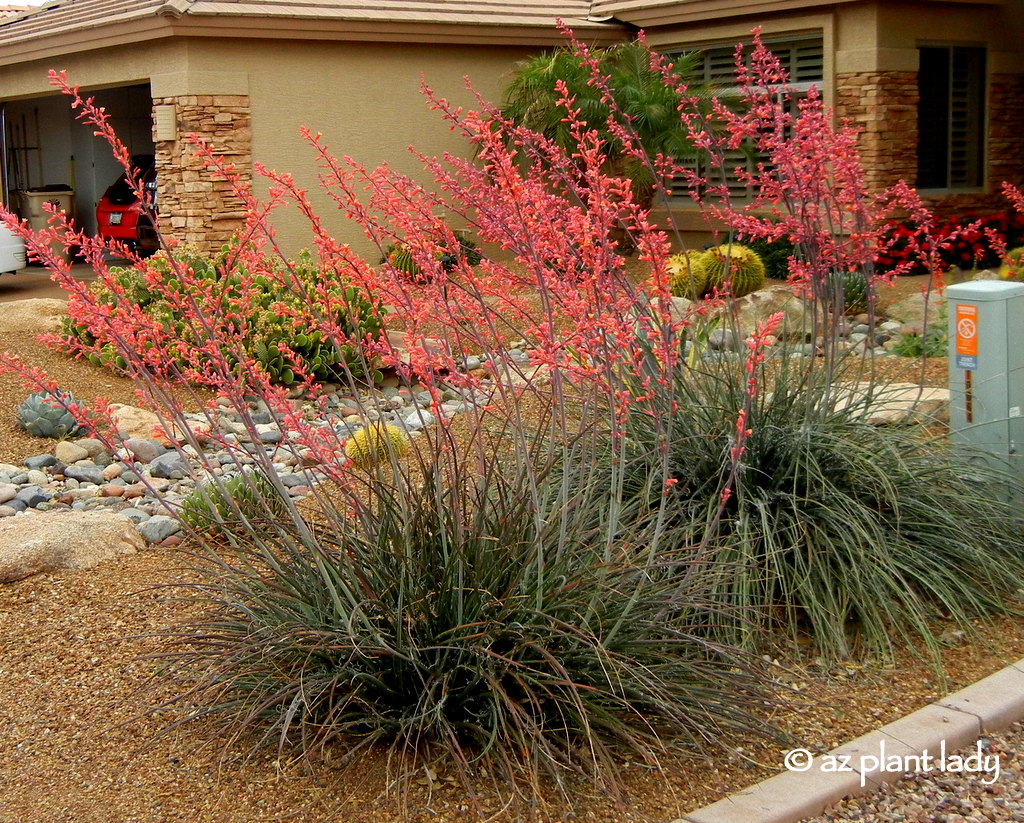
[16,389,83,439]
[695,244,766,299]
[827,270,872,315]
[180,469,287,535]
[382,229,483,281]
[344,424,409,470]
[385,243,420,277]
[665,250,708,299]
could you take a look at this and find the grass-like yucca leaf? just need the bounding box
[608,346,1024,662]
[153,418,775,807]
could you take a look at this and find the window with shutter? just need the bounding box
[666,37,825,201]
[916,46,986,190]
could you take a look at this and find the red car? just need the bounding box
[96,154,159,255]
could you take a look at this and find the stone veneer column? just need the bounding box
[151,95,252,255]
[834,71,918,195]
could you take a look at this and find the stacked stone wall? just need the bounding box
[835,70,1024,218]
[151,95,252,255]
[834,71,918,194]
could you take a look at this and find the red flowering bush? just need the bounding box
[875,211,1024,275]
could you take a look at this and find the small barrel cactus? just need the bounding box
[344,424,409,470]
[827,270,872,315]
[695,244,766,299]
[16,389,83,439]
[999,247,1024,281]
[666,250,708,299]
[385,243,420,278]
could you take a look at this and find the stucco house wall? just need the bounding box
[149,38,538,254]
[0,0,617,257]
[630,0,1024,228]
[1,0,1021,257]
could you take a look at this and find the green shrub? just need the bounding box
[180,469,288,536]
[890,326,948,358]
[743,235,795,280]
[62,246,385,387]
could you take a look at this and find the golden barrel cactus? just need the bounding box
[665,250,708,299]
[344,423,409,469]
[694,244,766,298]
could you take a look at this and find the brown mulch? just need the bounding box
[2,274,1012,823]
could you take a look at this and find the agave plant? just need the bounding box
[16,389,83,439]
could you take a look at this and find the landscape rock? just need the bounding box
[54,441,90,464]
[885,291,946,332]
[73,438,109,458]
[0,510,144,583]
[123,438,167,463]
[109,404,163,441]
[136,515,181,544]
[149,452,191,479]
[1,298,68,333]
[709,284,814,341]
[23,454,57,471]
[63,465,105,486]
[831,382,950,425]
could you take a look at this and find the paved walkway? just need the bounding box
[0,263,98,304]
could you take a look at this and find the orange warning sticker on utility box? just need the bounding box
[955,304,978,357]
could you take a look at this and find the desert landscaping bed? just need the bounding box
[1,268,1018,822]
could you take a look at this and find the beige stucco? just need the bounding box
[173,38,534,257]
[835,1,1024,74]
[3,36,539,257]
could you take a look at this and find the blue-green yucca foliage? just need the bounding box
[161,417,774,802]
[606,339,1024,662]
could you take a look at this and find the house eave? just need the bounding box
[0,13,626,71]
[593,0,1003,28]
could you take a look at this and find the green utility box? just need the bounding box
[947,280,1024,476]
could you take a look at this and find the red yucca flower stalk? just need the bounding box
[0,53,782,814]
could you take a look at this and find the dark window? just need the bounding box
[917,46,986,189]
[668,37,825,200]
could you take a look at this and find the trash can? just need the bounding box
[14,186,75,263]
[15,186,75,229]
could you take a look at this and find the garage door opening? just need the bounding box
[2,82,154,241]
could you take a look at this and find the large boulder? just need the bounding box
[885,291,946,333]
[707,284,814,341]
[0,510,144,583]
[108,404,164,441]
[831,382,950,425]
[2,298,68,333]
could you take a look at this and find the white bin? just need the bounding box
[16,188,75,229]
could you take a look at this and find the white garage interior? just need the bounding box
[2,83,154,237]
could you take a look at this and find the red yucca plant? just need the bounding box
[0,60,781,814]
[2,30,1024,817]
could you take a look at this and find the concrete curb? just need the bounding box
[673,657,1024,823]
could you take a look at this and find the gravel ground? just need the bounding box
[0,273,1002,822]
[807,723,1024,823]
